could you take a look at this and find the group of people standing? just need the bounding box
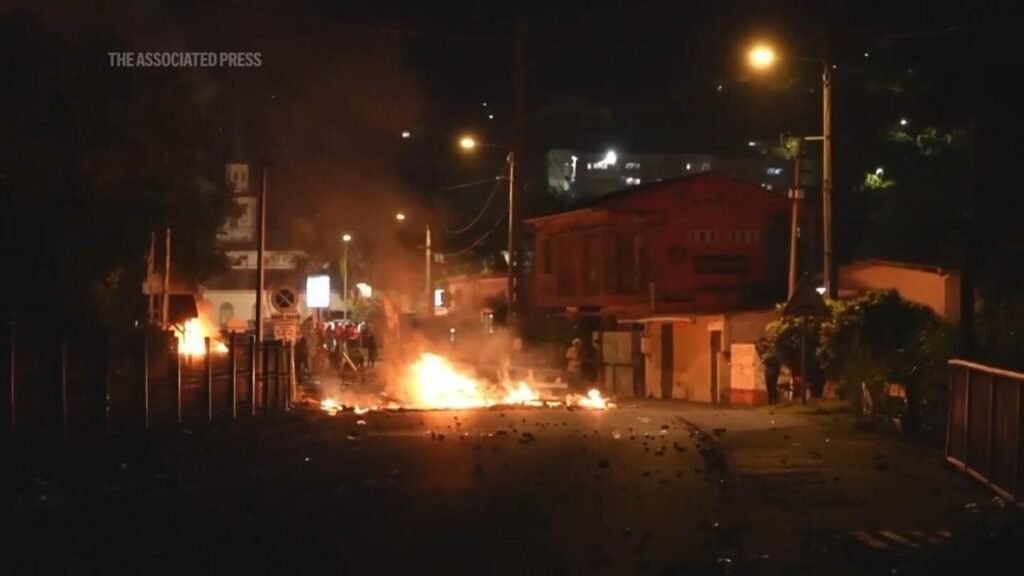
[296,320,378,376]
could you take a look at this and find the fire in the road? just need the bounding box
[319,352,614,414]
[406,353,490,409]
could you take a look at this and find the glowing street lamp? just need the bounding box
[746,41,834,299]
[396,212,432,312]
[748,45,777,69]
[458,134,518,319]
[341,233,352,318]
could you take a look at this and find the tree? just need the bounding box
[2,11,237,328]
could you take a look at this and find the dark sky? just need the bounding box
[6,0,1017,255]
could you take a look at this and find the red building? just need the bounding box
[527,172,791,320]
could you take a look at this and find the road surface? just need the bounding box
[1,402,1014,575]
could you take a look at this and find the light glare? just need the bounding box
[749,45,776,69]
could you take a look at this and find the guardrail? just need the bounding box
[946,359,1023,507]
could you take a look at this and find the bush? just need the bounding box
[762,290,953,434]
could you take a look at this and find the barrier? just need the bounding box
[3,323,295,439]
[946,359,1023,507]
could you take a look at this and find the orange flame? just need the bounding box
[175,317,229,356]
[318,354,616,414]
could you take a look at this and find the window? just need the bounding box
[668,245,687,262]
[556,237,575,297]
[688,229,719,244]
[728,230,761,244]
[218,303,234,326]
[635,235,651,290]
[766,167,784,176]
[694,255,749,275]
[540,237,552,274]
[582,234,601,296]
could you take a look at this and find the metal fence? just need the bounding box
[946,359,1023,507]
[3,321,296,439]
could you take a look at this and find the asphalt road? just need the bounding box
[1,403,1017,575]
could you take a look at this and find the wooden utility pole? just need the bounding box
[256,162,268,344]
[509,15,528,320]
[162,228,171,327]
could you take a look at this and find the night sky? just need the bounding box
[5,0,1020,254]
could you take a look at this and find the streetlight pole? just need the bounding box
[506,150,516,320]
[425,223,432,312]
[788,141,804,298]
[748,45,834,298]
[341,233,352,320]
[821,62,834,299]
[458,136,517,320]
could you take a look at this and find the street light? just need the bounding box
[341,233,352,319]
[396,212,432,313]
[747,42,834,299]
[748,45,777,69]
[458,134,517,320]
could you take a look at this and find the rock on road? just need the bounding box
[1,402,1008,575]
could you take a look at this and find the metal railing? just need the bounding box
[3,322,296,439]
[946,359,1023,507]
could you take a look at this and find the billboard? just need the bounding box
[306,275,331,308]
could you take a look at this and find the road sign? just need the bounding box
[271,312,301,322]
[273,321,298,342]
[783,276,829,318]
[271,286,299,312]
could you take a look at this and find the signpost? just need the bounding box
[782,275,829,404]
[270,286,300,342]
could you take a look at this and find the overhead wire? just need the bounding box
[445,175,503,234]
[436,212,507,257]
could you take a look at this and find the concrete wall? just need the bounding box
[642,309,776,404]
[839,262,960,322]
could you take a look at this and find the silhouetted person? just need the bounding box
[764,354,780,405]
[362,323,378,368]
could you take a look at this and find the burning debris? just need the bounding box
[175,318,229,356]
[319,352,616,414]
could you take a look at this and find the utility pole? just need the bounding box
[509,15,528,321]
[788,140,804,298]
[147,232,156,324]
[255,162,268,343]
[425,224,432,312]
[821,62,834,299]
[506,151,515,319]
[162,228,171,327]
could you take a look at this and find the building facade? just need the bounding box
[527,172,791,320]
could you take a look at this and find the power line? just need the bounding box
[445,175,502,234]
[437,212,506,257]
[437,175,506,192]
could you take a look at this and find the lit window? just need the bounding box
[766,167,783,176]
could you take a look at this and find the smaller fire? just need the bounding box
[502,382,543,407]
[567,389,615,410]
[321,398,341,416]
[175,317,229,356]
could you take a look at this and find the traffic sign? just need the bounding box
[273,321,298,342]
[271,286,299,312]
[782,275,829,318]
